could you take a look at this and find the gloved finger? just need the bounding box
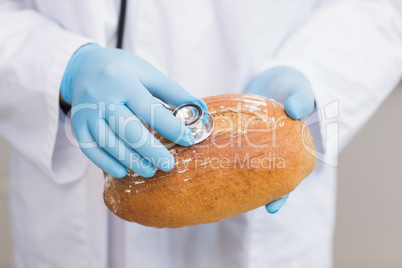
[265,194,289,214]
[125,84,195,146]
[284,91,315,120]
[243,71,277,99]
[138,62,208,111]
[87,117,157,177]
[72,122,128,178]
[244,68,292,103]
[105,104,175,172]
[244,67,313,106]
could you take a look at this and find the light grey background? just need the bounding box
[334,82,402,268]
[0,83,401,267]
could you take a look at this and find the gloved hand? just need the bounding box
[61,44,207,178]
[244,66,315,213]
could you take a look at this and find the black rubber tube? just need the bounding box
[116,0,127,49]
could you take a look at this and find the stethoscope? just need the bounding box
[163,103,214,144]
[116,0,214,144]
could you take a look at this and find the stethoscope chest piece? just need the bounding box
[173,103,214,144]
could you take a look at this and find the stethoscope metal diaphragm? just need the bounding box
[171,103,214,144]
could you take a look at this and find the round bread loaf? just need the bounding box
[104,94,316,228]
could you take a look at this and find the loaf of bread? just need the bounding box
[104,94,316,228]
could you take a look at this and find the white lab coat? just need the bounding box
[1,0,401,267]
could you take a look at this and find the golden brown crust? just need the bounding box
[104,94,316,228]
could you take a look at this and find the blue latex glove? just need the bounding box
[61,44,207,178]
[244,66,315,213]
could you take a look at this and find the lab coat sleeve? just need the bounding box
[259,0,402,162]
[0,1,93,182]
